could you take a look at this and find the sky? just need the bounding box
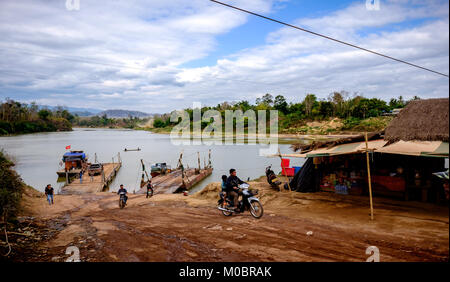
[0,0,448,113]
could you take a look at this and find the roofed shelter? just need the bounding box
[280,98,449,206]
[384,98,449,143]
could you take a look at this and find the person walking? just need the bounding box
[45,184,54,205]
[146,181,153,198]
[79,170,84,184]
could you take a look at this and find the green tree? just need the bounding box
[303,94,317,117]
[38,109,52,120]
[153,118,166,128]
[274,95,288,114]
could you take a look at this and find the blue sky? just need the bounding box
[182,0,355,68]
[0,0,448,112]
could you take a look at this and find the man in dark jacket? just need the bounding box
[226,168,245,210]
[117,184,128,204]
[45,184,54,205]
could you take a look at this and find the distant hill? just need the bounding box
[38,105,103,116]
[71,111,96,117]
[97,109,152,118]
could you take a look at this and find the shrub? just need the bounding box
[153,118,166,128]
[0,151,23,222]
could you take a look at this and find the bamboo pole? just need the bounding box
[208,149,212,168]
[365,132,374,221]
[278,148,291,193]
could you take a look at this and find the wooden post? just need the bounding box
[208,149,212,168]
[112,157,114,164]
[197,152,201,172]
[365,132,374,221]
[95,153,98,163]
[177,151,183,170]
[65,171,69,185]
[118,152,121,163]
[278,148,291,193]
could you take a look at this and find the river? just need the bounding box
[0,128,304,194]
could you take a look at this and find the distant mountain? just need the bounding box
[38,105,103,115]
[71,111,96,117]
[36,104,152,118]
[97,109,153,118]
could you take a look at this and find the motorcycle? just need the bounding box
[119,192,127,209]
[265,165,282,189]
[217,183,264,219]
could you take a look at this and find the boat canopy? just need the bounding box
[63,152,86,161]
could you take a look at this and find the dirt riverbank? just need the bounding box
[6,181,449,262]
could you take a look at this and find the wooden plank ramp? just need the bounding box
[138,168,213,194]
[60,162,121,195]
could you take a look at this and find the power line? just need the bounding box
[210,0,449,78]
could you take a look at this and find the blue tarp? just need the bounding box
[63,152,86,160]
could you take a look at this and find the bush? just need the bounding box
[342,117,361,130]
[153,118,166,128]
[0,151,23,222]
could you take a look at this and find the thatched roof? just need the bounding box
[291,131,384,152]
[385,98,449,143]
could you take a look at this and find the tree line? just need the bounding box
[0,98,73,135]
[152,91,419,131]
[74,114,144,129]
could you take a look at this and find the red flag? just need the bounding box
[65,145,71,150]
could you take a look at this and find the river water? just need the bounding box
[0,128,304,194]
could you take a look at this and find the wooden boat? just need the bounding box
[56,150,87,177]
[124,148,141,151]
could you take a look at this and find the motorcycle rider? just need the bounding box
[117,184,128,205]
[226,168,246,211]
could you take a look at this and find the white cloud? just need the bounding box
[0,0,448,112]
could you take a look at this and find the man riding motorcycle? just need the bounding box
[117,184,128,205]
[226,168,246,211]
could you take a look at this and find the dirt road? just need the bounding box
[12,182,449,262]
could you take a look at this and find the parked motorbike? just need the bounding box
[119,192,127,209]
[265,165,282,189]
[217,183,264,219]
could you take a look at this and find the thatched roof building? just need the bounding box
[384,98,449,143]
[291,131,384,153]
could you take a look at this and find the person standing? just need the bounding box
[45,184,54,205]
[79,170,84,184]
